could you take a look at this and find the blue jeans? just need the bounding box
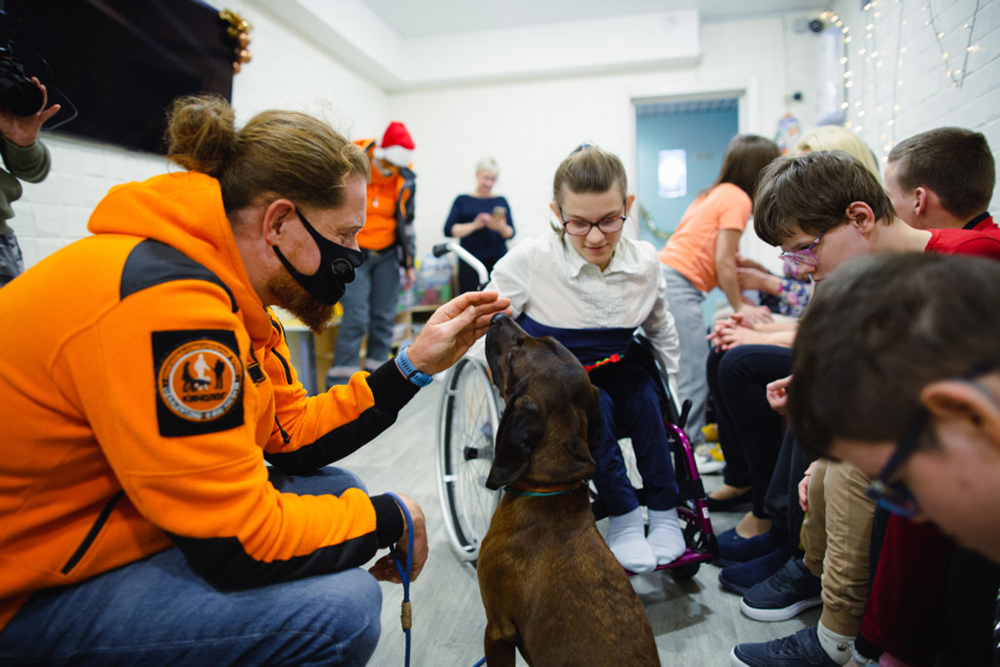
[0,467,382,666]
[333,248,401,374]
[662,266,709,445]
[589,360,679,517]
[0,232,24,287]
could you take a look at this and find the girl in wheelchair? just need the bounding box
[483,143,684,573]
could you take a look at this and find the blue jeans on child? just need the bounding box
[332,247,401,377]
[0,467,383,666]
[588,359,679,516]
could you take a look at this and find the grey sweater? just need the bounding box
[0,135,51,235]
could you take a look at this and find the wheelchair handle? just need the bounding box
[677,398,691,431]
[432,242,490,290]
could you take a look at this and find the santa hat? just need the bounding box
[374,121,415,167]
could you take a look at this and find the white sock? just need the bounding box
[816,622,853,665]
[606,507,656,573]
[646,508,687,565]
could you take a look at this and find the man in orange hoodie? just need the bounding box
[0,96,508,665]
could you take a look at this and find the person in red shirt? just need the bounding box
[884,126,998,234]
[788,252,1000,663]
[730,149,1000,667]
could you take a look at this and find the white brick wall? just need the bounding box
[12,0,390,270]
[830,0,1000,209]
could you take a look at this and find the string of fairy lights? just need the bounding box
[818,0,984,160]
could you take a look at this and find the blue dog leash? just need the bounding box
[385,494,486,667]
[385,493,414,667]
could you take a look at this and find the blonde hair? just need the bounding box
[794,126,882,182]
[165,94,371,213]
[476,157,500,175]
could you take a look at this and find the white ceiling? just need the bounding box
[357,0,826,39]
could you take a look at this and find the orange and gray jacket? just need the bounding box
[355,138,416,268]
[0,171,417,631]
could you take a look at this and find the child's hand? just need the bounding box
[766,375,792,414]
[736,303,773,325]
[798,461,817,512]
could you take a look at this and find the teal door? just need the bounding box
[635,98,739,325]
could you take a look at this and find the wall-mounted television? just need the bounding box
[5,0,234,154]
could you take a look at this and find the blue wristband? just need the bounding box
[395,345,433,387]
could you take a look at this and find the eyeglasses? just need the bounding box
[864,363,996,518]
[559,207,627,236]
[864,408,925,518]
[779,231,826,267]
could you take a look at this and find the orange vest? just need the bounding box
[354,139,416,263]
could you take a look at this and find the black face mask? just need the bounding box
[272,207,364,305]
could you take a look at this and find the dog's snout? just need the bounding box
[490,312,510,325]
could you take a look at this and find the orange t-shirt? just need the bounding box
[657,182,752,293]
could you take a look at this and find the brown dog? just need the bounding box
[477,314,660,666]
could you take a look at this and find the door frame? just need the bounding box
[619,76,761,228]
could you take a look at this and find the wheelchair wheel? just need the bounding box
[669,561,701,581]
[436,357,502,562]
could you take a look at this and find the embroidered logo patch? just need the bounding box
[153,330,244,437]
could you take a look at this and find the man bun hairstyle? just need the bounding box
[165,94,370,215]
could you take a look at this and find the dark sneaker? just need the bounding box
[740,557,822,621]
[717,528,781,566]
[719,548,790,595]
[730,626,841,666]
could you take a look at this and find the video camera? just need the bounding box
[0,3,41,115]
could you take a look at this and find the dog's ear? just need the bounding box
[586,384,603,453]
[486,390,546,489]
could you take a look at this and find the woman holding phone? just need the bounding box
[444,157,515,293]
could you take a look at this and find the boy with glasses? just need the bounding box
[754,150,1000,284]
[732,151,1000,667]
[730,150,1000,667]
[790,252,1000,563]
[791,253,1000,666]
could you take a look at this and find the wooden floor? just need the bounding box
[337,380,819,667]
